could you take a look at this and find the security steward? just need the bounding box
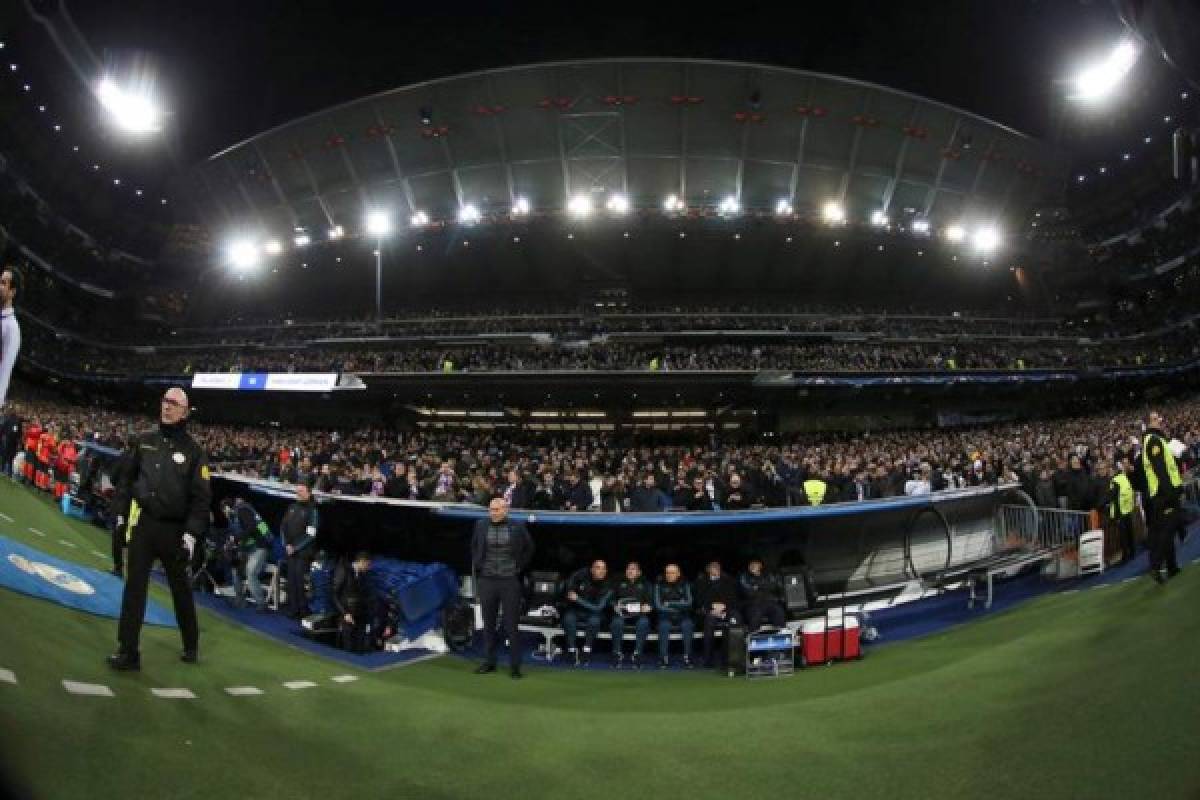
[1140,412,1184,584]
[471,496,534,679]
[802,470,829,506]
[1106,459,1138,565]
[107,387,211,670]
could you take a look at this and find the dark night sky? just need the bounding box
[4,0,1189,174]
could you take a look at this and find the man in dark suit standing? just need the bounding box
[471,496,534,678]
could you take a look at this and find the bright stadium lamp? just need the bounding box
[718,196,740,215]
[458,204,481,224]
[870,210,889,227]
[1071,39,1139,105]
[95,76,163,135]
[944,224,966,243]
[327,225,344,240]
[822,201,845,224]
[293,232,311,247]
[410,211,430,228]
[775,199,793,216]
[512,196,531,215]
[568,194,593,216]
[226,239,260,272]
[263,239,283,256]
[911,218,931,235]
[606,194,630,214]
[972,226,1001,254]
[663,194,684,213]
[365,210,392,237]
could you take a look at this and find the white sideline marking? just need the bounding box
[91,550,107,559]
[28,527,46,537]
[330,675,358,684]
[151,688,197,700]
[58,540,78,549]
[0,668,16,685]
[62,680,114,697]
[225,686,264,696]
[283,680,317,690]
[1061,589,1079,595]
[0,511,13,522]
[1123,577,1138,583]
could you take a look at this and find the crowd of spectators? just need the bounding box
[7,390,1199,515]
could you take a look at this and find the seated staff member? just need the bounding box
[654,563,695,669]
[694,560,740,668]
[609,561,653,669]
[738,557,787,631]
[333,551,375,652]
[561,559,612,666]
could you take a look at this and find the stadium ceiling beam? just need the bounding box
[617,64,629,195]
[963,133,997,219]
[837,91,872,205]
[440,136,466,210]
[485,75,517,206]
[371,104,417,214]
[297,155,336,228]
[253,142,298,230]
[880,105,921,215]
[923,118,963,219]
[679,64,690,200]
[330,127,370,211]
[787,83,814,206]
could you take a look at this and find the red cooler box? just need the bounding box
[800,616,861,665]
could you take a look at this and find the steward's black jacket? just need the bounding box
[114,423,211,536]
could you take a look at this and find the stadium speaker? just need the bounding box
[1173,128,1196,185]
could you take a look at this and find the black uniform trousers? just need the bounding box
[701,609,741,665]
[1114,514,1136,563]
[111,521,126,572]
[477,575,522,667]
[1147,504,1181,575]
[285,552,312,618]
[743,601,786,631]
[117,515,199,655]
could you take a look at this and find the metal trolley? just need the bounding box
[746,628,795,679]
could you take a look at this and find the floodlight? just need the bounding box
[327,225,344,240]
[663,194,684,212]
[775,199,793,215]
[227,239,260,271]
[95,76,163,135]
[972,227,1001,253]
[606,194,630,214]
[822,201,845,224]
[911,218,931,234]
[567,194,593,216]
[1072,39,1139,105]
[294,233,311,247]
[512,196,531,215]
[365,210,391,237]
[944,224,966,243]
[718,196,740,215]
[410,211,430,227]
[458,204,481,224]
[264,239,283,256]
[870,210,889,227]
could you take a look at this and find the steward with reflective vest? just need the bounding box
[1139,412,1183,583]
[1105,459,1137,565]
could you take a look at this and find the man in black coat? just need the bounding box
[694,560,741,668]
[333,552,375,651]
[471,497,535,678]
[739,557,787,630]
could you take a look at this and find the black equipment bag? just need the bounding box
[781,567,818,616]
[442,600,475,652]
[724,624,748,677]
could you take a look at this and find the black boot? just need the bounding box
[106,651,140,671]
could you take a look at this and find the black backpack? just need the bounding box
[442,601,474,652]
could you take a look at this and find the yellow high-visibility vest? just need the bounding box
[1108,473,1134,517]
[1142,433,1182,498]
[803,479,827,506]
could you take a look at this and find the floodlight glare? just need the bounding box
[512,196,531,215]
[944,224,967,243]
[606,194,630,214]
[458,204,481,224]
[567,194,593,216]
[775,199,793,215]
[293,233,311,247]
[663,194,684,212]
[972,226,1001,253]
[365,210,392,237]
[718,196,740,215]
[95,76,163,135]
[1072,39,1139,105]
[911,218,931,234]
[263,239,283,256]
[410,211,430,227]
[822,201,845,224]
[870,210,889,227]
[227,239,260,271]
[327,225,344,240]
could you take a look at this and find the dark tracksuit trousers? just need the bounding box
[1147,504,1181,575]
[117,515,199,655]
[478,576,522,667]
[285,552,312,617]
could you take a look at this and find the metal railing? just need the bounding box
[997,504,1094,559]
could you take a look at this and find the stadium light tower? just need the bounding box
[1071,39,1140,105]
[95,77,163,135]
[365,210,392,325]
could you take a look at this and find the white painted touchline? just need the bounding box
[59,540,78,549]
[0,668,16,685]
[0,511,13,522]
[91,551,107,559]
[28,527,46,537]
[330,675,358,683]
[62,680,114,697]
[283,680,317,690]
[151,688,197,699]
[225,686,264,696]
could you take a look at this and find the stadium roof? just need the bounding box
[184,58,1069,240]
